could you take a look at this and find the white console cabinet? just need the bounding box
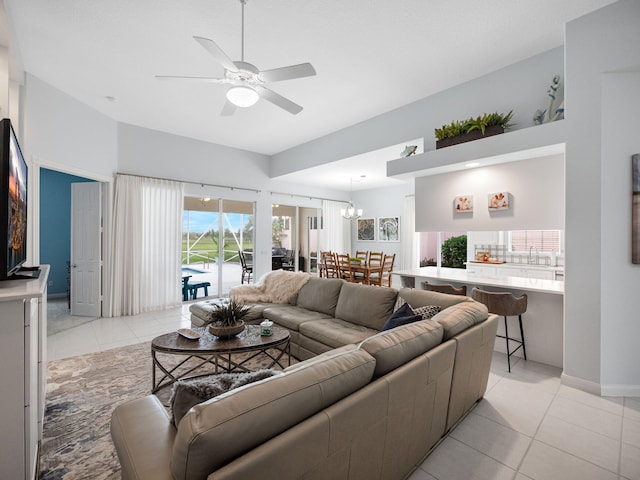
[0,265,49,480]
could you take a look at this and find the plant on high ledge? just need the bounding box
[464,111,513,136]
[434,111,514,149]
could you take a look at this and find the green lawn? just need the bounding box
[182,238,253,263]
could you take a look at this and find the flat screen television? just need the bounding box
[0,118,29,280]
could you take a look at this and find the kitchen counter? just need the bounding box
[393,266,564,368]
[394,266,564,294]
[468,261,564,273]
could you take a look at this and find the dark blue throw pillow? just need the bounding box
[381,303,422,331]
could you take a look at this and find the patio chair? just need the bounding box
[239,250,253,284]
[281,249,295,271]
[187,281,211,299]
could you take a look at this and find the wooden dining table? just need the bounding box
[344,262,383,285]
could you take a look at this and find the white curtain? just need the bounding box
[109,174,184,316]
[401,194,419,270]
[321,200,351,254]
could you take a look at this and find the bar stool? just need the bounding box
[422,281,467,296]
[471,288,528,372]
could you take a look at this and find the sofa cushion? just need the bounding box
[169,370,279,426]
[334,282,398,330]
[381,303,422,331]
[231,270,311,304]
[190,300,281,325]
[431,300,489,340]
[299,318,379,349]
[283,344,358,372]
[295,277,344,316]
[263,305,333,332]
[171,348,376,480]
[359,320,444,378]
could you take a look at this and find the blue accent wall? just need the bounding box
[40,168,94,296]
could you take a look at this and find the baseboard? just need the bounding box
[561,373,640,397]
[601,384,640,397]
[560,373,601,396]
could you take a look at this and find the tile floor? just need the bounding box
[47,301,640,480]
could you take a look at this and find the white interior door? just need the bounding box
[71,182,102,317]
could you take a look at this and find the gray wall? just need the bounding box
[272,47,564,176]
[565,0,640,394]
[350,184,413,264]
[415,155,564,232]
[24,74,118,178]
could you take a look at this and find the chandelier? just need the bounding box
[341,176,364,220]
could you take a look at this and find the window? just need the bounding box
[308,216,323,230]
[419,231,466,267]
[509,230,561,253]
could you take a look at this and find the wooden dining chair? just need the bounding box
[369,253,395,287]
[352,250,369,282]
[337,253,361,283]
[354,250,369,263]
[320,251,339,278]
[368,251,384,267]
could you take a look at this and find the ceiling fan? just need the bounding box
[156,0,316,116]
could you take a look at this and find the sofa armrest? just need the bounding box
[111,395,176,480]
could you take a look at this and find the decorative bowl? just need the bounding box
[208,321,245,339]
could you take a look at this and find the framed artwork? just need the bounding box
[633,154,640,264]
[378,216,400,242]
[357,218,375,241]
[488,191,510,210]
[454,195,473,213]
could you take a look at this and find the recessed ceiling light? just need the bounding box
[465,162,480,168]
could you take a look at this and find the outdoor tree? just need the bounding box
[272,217,285,247]
[441,235,467,268]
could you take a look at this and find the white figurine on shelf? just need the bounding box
[534,75,565,125]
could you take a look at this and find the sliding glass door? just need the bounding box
[271,204,323,274]
[182,197,254,298]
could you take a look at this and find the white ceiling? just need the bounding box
[4,0,615,189]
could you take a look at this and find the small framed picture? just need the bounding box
[378,216,400,242]
[488,191,510,210]
[357,218,375,241]
[454,195,473,213]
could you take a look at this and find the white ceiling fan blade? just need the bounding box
[221,100,238,116]
[155,75,227,84]
[259,63,316,83]
[193,36,238,73]
[255,86,303,115]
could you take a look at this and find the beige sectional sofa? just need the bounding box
[111,278,498,480]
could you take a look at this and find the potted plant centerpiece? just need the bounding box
[435,110,513,149]
[205,298,251,339]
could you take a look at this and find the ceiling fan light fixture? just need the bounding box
[226,86,259,107]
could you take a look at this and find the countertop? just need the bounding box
[393,266,564,295]
[0,265,50,301]
[466,261,564,273]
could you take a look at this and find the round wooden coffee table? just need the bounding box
[151,324,290,393]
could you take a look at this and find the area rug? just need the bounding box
[39,341,296,480]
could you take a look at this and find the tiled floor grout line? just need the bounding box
[511,379,559,477]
